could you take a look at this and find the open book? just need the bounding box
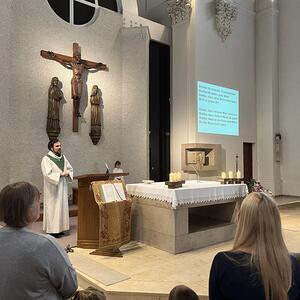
[100,182,126,202]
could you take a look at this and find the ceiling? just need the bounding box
[137,0,171,26]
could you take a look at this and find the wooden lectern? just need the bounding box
[75,173,129,250]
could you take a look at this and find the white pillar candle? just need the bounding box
[236,170,241,179]
[178,172,182,181]
[173,172,178,182]
[169,173,173,182]
[221,172,226,179]
[228,171,233,179]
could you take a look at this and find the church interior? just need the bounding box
[2,0,300,299]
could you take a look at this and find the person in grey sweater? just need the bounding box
[0,182,78,300]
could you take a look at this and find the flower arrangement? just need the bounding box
[246,179,272,195]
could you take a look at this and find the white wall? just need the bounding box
[0,0,12,188]
[122,12,171,45]
[122,0,139,15]
[279,0,300,195]
[121,27,150,183]
[2,0,151,191]
[172,0,256,179]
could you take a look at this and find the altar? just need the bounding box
[127,180,248,254]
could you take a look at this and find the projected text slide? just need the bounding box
[197,81,239,136]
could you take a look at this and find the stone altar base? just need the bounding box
[131,197,242,254]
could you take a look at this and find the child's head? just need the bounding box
[114,160,121,168]
[169,285,199,300]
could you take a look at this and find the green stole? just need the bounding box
[47,154,65,171]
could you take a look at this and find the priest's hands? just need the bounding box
[60,171,69,177]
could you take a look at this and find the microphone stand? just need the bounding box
[192,165,201,183]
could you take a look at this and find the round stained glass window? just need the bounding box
[47,0,118,26]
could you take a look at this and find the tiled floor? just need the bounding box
[68,200,300,299]
[70,200,300,299]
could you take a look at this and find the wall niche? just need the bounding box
[181,143,221,173]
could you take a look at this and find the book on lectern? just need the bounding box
[100,182,126,202]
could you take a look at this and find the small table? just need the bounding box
[127,180,248,254]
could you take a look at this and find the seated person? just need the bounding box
[72,286,106,300]
[293,253,300,271]
[112,160,123,180]
[112,160,123,174]
[0,182,78,300]
[169,285,199,300]
[209,192,300,300]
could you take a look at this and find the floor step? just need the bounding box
[275,195,300,209]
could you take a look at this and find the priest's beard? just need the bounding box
[53,150,61,157]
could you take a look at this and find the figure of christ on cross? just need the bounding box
[41,43,109,132]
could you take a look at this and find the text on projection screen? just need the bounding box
[197,81,239,136]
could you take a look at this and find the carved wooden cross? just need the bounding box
[41,43,108,132]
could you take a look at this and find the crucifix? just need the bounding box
[41,43,109,132]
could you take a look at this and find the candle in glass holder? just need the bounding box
[221,172,226,179]
[228,171,233,179]
[236,170,241,179]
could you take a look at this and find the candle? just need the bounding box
[236,170,241,179]
[173,172,178,182]
[221,172,226,179]
[228,171,233,179]
[169,173,173,182]
[178,172,182,181]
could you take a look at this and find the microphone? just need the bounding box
[105,162,109,175]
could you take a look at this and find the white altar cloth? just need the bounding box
[127,180,248,209]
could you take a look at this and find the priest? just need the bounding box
[41,139,73,238]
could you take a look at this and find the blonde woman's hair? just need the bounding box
[233,192,291,300]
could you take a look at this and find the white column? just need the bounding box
[256,0,281,194]
[171,21,189,172]
[170,1,193,172]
